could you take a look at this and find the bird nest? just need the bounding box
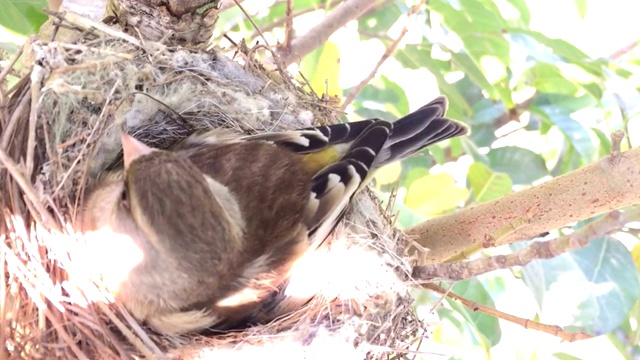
[1,13,423,359]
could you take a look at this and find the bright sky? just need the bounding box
[528,0,640,58]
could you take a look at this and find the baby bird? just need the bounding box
[79,96,468,335]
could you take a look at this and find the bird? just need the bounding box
[79,96,468,335]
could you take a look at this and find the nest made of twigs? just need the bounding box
[1,12,424,359]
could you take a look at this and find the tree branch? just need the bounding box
[276,0,380,66]
[340,0,425,111]
[407,145,640,264]
[412,206,640,281]
[423,283,593,342]
[249,1,344,40]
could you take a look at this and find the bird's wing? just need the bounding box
[302,121,392,250]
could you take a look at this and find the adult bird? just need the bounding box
[79,96,468,335]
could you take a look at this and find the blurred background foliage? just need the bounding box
[2,0,640,358]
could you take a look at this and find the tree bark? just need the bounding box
[408,147,640,263]
[108,0,220,46]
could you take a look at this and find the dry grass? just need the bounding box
[0,12,423,359]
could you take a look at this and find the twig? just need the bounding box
[0,149,60,232]
[116,302,164,357]
[46,310,89,360]
[61,11,150,49]
[424,283,593,342]
[0,43,24,85]
[409,139,640,264]
[277,0,379,66]
[284,0,294,51]
[219,0,243,11]
[234,0,271,48]
[340,0,425,111]
[26,65,45,178]
[94,302,164,359]
[609,130,625,166]
[412,206,640,281]
[249,1,343,40]
[0,239,6,360]
[610,39,640,59]
[1,77,31,150]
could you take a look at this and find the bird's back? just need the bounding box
[181,141,312,318]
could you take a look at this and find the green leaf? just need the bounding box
[592,128,612,158]
[467,162,512,203]
[487,146,549,185]
[521,236,640,335]
[469,124,497,148]
[471,98,507,125]
[377,189,425,229]
[351,75,409,117]
[352,108,394,121]
[505,0,531,26]
[358,2,401,34]
[533,105,596,161]
[451,52,499,100]
[573,0,588,18]
[512,30,604,77]
[550,139,584,176]
[299,41,342,98]
[447,279,502,346]
[430,0,506,36]
[404,173,468,216]
[395,44,437,70]
[462,33,511,68]
[553,353,582,360]
[0,0,48,36]
[380,76,410,115]
[461,137,489,164]
[418,57,474,118]
[523,62,582,96]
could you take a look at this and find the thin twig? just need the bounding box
[1,78,31,150]
[424,283,593,342]
[46,310,90,360]
[234,0,271,48]
[116,302,164,356]
[249,1,343,40]
[0,43,24,85]
[340,0,425,111]
[26,65,45,178]
[277,0,379,66]
[610,39,640,59]
[0,240,6,360]
[66,11,139,44]
[95,302,164,359]
[0,149,60,231]
[284,0,294,51]
[219,0,244,11]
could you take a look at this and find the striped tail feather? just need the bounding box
[242,96,467,165]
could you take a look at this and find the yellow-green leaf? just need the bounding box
[405,173,468,216]
[299,41,342,99]
[631,243,640,271]
[467,162,513,203]
[373,162,401,187]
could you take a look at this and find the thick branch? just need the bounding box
[277,0,379,66]
[412,206,640,281]
[408,147,640,264]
